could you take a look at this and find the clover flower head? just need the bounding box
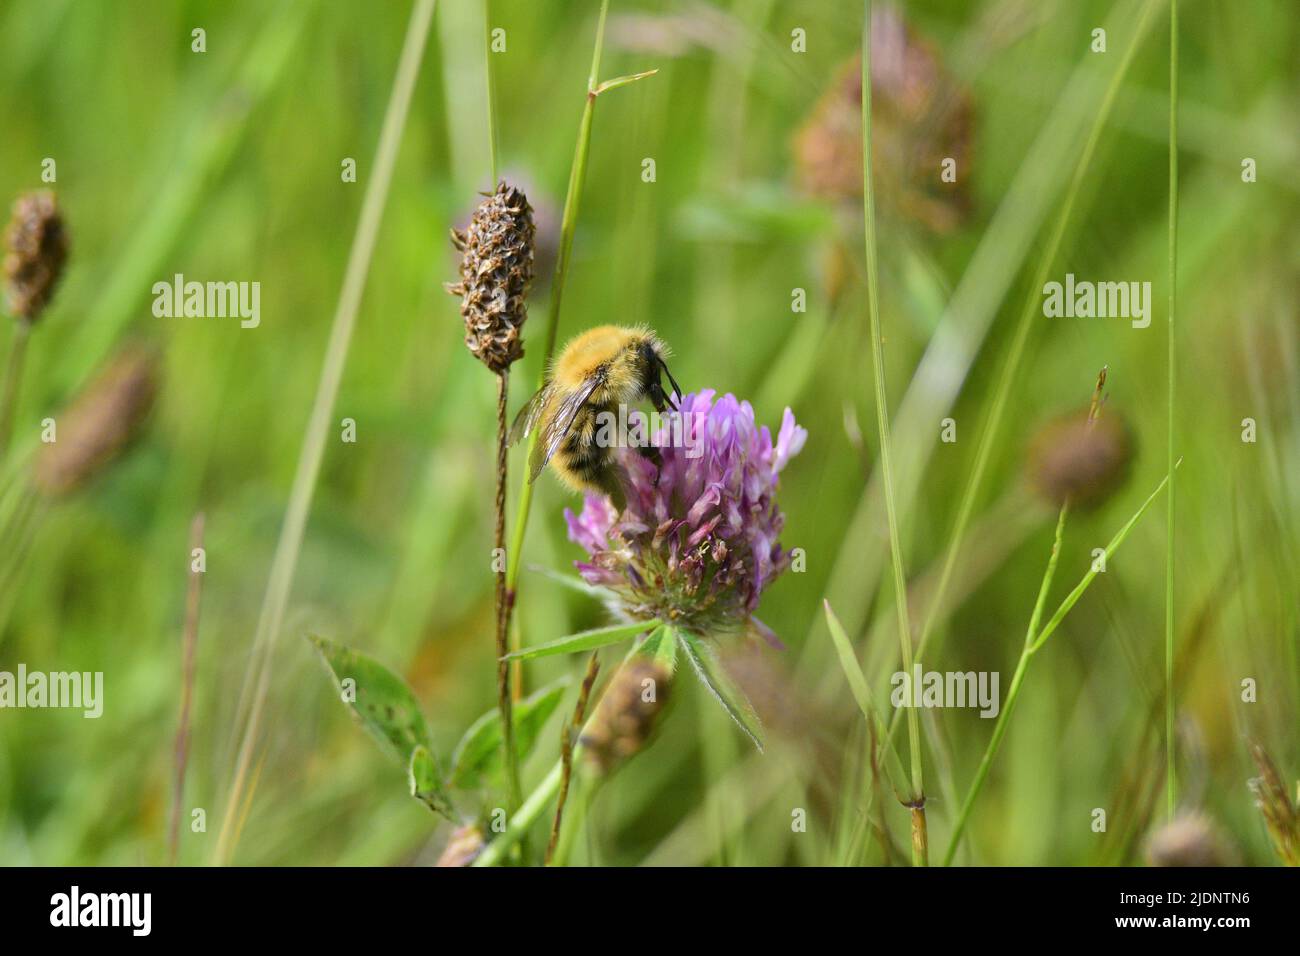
[565,390,806,638]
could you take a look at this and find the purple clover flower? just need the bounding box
[564,390,806,638]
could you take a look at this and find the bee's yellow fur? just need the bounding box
[514,325,677,502]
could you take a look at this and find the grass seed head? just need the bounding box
[4,190,70,324]
[1248,741,1299,866]
[792,3,973,233]
[446,181,535,374]
[1027,406,1133,510]
[34,345,159,497]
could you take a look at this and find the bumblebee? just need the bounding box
[510,325,681,502]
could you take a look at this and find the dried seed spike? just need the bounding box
[33,345,159,497]
[447,181,535,374]
[4,190,70,323]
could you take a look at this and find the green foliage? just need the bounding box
[0,0,1294,867]
[449,679,568,789]
[504,621,651,661]
[632,624,678,673]
[408,745,454,820]
[823,601,909,802]
[677,630,763,753]
[308,635,432,767]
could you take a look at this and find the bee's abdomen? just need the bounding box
[557,407,615,493]
[559,441,611,488]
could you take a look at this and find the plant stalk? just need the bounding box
[546,652,600,864]
[1164,0,1179,823]
[902,0,1160,733]
[0,320,31,463]
[170,511,205,865]
[474,760,563,868]
[494,371,522,811]
[213,0,436,864]
[484,0,499,185]
[861,0,926,865]
[942,503,1068,866]
[502,0,638,661]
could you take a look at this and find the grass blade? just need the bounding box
[824,601,909,802]
[449,678,570,788]
[1030,467,1176,653]
[214,0,437,865]
[1164,0,1180,822]
[861,0,926,865]
[677,630,764,752]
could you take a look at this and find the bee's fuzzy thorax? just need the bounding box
[551,325,666,404]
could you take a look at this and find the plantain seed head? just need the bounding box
[446,181,535,374]
[34,345,159,497]
[4,190,70,324]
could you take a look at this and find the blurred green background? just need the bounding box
[0,0,1295,865]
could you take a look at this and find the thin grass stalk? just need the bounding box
[474,760,563,867]
[860,0,926,865]
[484,0,499,185]
[546,652,600,864]
[479,0,519,809]
[0,321,30,463]
[170,512,205,865]
[943,466,1175,863]
[504,0,610,614]
[1164,0,1179,822]
[480,652,624,867]
[902,0,1160,731]
[941,503,1068,866]
[0,487,41,632]
[213,0,437,864]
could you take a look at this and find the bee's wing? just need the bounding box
[531,374,604,483]
[509,383,552,447]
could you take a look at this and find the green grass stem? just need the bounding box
[1165,0,1180,823]
[861,0,926,865]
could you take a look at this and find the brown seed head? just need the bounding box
[1026,406,1133,510]
[4,190,70,323]
[791,4,973,233]
[1145,813,1235,867]
[446,181,535,374]
[34,346,159,497]
[580,658,670,775]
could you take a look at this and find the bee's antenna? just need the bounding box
[660,358,683,409]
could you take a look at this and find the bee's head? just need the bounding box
[638,338,681,412]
